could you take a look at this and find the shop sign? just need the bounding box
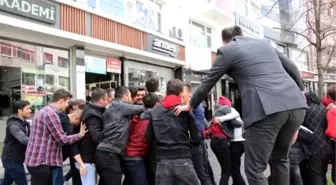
[106,58,121,74]
[234,12,262,38]
[0,0,57,24]
[190,71,206,82]
[301,71,315,79]
[85,56,106,75]
[325,73,336,81]
[146,34,179,58]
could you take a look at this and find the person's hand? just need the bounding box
[174,104,191,115]
[291,130,299,145]
[212,117,221,124]
[79,122,88,137]
[79,164,87,176]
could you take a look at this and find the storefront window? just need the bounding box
[0,39,70,152]
[124,60,174,95]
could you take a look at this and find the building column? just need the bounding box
[69,47,86,100]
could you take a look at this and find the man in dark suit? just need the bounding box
[175,26,307,185]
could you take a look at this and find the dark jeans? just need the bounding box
[155,158,200,185]
[96,150,122,185]
[210,137,230,185]
[27,165,52,185]
[123,159,148,185]
[300,155,329,185]
[289,164,303,185]
[244,108,306,185]
[191,142,213,185]
[51,167,64,185]
[230,141,246,185]
[1,159,27,185]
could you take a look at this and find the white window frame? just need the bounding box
[149,0,162,33]
[235,0,249,17]
[250,2,260,20]
[189,20,212,48]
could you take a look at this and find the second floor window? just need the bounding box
[58,57,69,68]
[44,52,53,64]
[189,20,212,48]
[235,0,248,17]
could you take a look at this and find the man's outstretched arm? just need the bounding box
[190,49,232,109]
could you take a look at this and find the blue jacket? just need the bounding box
[192,105,205,139]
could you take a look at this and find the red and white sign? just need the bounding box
[301,71,315,79]
[106,58,121,74]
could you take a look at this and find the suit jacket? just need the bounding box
[190,36,307,128]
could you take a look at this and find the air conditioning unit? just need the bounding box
[169,27,183,41]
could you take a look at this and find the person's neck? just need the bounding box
[16,114,25,121]
[51,103,62,111]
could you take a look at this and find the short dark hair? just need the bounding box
[143,93,159,108]
[115,86,130,99]
[137,86,146,92]
[52,89,72,102]
[129,86,138,99]
[328,85,336,101]
[166,79,184,96]
[146,77,159,93]
[73,99,86,109]
[222,26,243,42]
[106,88,115,98]
[13,100,30,114]
[183,84,192,93]
[91,88,107,102]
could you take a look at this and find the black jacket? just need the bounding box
[76,103,105,163]
[145,105,201,160]
[97,99,145,155]
[2,114,30,163]
[59,112,80,161]
[213,105,243,139]
[301,92,333,157]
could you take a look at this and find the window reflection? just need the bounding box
[128,67,167,94]
[0,39,70,119]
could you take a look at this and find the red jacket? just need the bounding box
[206,124,228,139]
[125,112,150,158]
[326,108,336,139]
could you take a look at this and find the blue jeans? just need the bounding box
[75,163,96,185]
[51,167,64,185]
[123,159,148,185]
[1,159,27,185]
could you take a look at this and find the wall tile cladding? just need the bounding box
[60,4,185,61]
[60,4,86,35]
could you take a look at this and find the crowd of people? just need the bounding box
[0,25,335,185]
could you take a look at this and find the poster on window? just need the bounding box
[99,0,124,18]
[124,0,136,23]
[136,0,155,30]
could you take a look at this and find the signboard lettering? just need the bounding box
[153,38,177,55]
[146,34,179,58]
[0,0,56,24]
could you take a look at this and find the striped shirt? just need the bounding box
[25,104,81,167]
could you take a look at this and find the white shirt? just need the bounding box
[218,107,245,142]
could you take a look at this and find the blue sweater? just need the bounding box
[192,104,205,139]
